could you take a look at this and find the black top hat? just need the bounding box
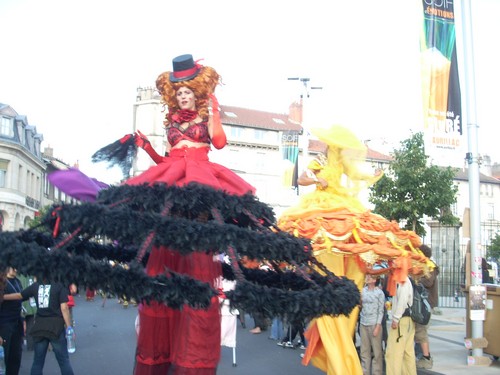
[169,54,201,82]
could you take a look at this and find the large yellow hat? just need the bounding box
[311,125,366,152]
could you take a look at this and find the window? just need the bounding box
[230,126,243,139]
[487,229,494,245]
[488,203,495,220]
[18,122,25,145]
[0,170,6,188]
[18,165,23,191]
[254,129,265,141]
[451,202,458,216]
[36,176,40,199]
[226,149,240,170]
[255,152,266,172]
[0,116,14,137]
[0,160,8,188]
[26,170,30,195]
[31,172,35,196]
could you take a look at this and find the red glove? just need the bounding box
[134,130,150,148]
[134,130,164,164]
[209,94,227,149]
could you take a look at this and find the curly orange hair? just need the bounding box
[155,65,220,126]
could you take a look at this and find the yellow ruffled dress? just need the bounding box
[278,125,430,375]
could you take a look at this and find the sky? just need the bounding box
[1,0,499,183]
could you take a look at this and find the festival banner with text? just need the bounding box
[420,0,462,159]
[281,131,299,189]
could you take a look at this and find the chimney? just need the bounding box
[288,100,303,124]
[43,146,54,158]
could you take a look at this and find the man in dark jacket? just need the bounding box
[4,279,74,375]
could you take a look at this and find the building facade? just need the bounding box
[0,103,71,231]
[0,103,45,231]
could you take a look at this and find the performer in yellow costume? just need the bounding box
[278,125,432,375]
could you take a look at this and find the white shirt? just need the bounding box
[391,277,413,323]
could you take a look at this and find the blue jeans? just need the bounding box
[270,317,284,340]
[31,331,74,375]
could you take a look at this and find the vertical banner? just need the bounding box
[420,0,462,159]
[281,131,299,189]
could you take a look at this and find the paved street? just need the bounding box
[18,294,323,375]
[18,295,500,374]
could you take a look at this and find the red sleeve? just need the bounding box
[143,142,166,164]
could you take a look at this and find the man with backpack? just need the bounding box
[385,275,417,375]
[414,244,439,370]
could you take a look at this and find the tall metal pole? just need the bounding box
[287,78,323,127]
[460,0,483,357]
[287,78,322,195]
[289,78,309,196]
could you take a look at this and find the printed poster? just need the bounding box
[420,0,462,159]
[469,285,486,321]
[281,131,300,189]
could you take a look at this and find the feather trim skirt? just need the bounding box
[128,146,249,374]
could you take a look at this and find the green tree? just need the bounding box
[369,132,460,236]
[29,205,52,230]
[486,232,500,265]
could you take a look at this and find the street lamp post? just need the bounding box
[460,0,484,361]
[287,77,323,100]
[287,77,323,195]
[287,77,323,129]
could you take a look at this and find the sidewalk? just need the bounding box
[423,307,500,374]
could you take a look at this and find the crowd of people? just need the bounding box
[240,242,439,375]
[355,247,439,375]
[0,53,440,375]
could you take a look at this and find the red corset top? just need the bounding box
[167,121,210,147]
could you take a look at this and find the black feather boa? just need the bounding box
[0,183,360,322]
[0,231,213,309]
[91,134,137,178]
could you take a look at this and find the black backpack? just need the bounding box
[408,278,431,325]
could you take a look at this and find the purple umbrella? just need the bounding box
[48,168,109,202]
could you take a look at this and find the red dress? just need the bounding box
[126,121,255,375]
